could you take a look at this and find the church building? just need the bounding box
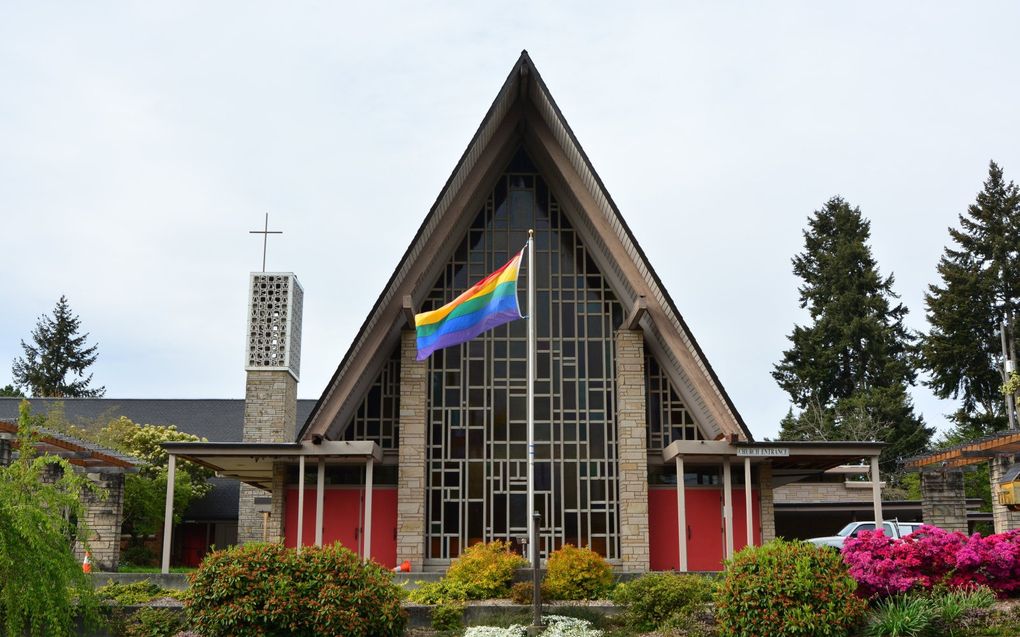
[162,52,884,573]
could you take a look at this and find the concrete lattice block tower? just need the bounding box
[237,272,302,544]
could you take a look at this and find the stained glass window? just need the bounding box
[645,347,705,451]
[341,347,401,451]
[423,148,624,560]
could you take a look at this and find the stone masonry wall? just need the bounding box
[759,463,776,543]
[75,472,125,571]
[991,456,1020,533]
[238,370,298,544]
[397,331,427,570]
[921,470,968,533]
[774,481,882,504]
[615,330,649,572]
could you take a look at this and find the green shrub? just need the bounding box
[444,540,527,599]
[430,602,464,631]
[123,607,186,637]
[508,581,556,605]
[97,580,170,606]
[186,542,406,637]
[120,545,158,567]
[929,586,997,636]
[864,595,933,637]
[715,539,867,637]
[407,579,470,604]
[611,572,716,631]
[543,544,613,600]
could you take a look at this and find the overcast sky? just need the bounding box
[2,2,1019,441]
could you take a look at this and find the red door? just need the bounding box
[284,487,398,568]
[731,488,761,551]
[649,488,725,571]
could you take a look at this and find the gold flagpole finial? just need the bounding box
[528,228,534,238]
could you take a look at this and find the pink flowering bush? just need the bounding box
[842,526,1020,597]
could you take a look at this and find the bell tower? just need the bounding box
[237,271,303,544]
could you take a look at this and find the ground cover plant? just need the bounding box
[843,526,1020,597]
[715,538,867,637]
[187,542,405,637]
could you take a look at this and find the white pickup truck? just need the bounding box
[807,520,924,550]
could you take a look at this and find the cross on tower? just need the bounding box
[249,213,283,272]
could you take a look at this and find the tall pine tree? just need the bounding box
[920,161,1020,435]
[11,296,105,398]
[773,197,931,471]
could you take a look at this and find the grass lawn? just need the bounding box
[116,565,195,574]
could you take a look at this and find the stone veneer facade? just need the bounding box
[758,463,776,543]
[396,330,427,570]
[774,481,883,504]
[75,472,126,571]
[615,330,650,572]
[990,456,1020,533]
[237,370,297,544]
[920,470,968,533]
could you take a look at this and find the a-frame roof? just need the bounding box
[300,51,752,443]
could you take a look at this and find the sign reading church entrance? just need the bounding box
[159,51,887,574]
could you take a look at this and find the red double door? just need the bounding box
[648,487,760,571]
[283,487,398,568]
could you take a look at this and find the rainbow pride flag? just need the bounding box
[414,249,524,360]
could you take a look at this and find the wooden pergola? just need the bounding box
[0,419,140,472]
[903,431,1020,470]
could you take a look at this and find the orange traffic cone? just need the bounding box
[82,551,92,574]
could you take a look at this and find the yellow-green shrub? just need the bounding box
[443,540,527,599]
[543,544,613,600]
[612,572,716,631]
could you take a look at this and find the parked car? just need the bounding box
[807,520,923,550]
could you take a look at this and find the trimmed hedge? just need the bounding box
[543,545,613,600]
[187,542,405,637]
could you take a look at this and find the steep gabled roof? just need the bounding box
[301,51,752,442]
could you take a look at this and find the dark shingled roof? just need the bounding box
[0,398,317,521]
[0,398,317,442]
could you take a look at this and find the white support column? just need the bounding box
[315,457,325,547]
[364,458,374,561]
[723,457,734,560]
[676,456,687,571]
[744,458,754,548]
[871,455,884,527]
[296,455,305,552]
[161,454,176,574]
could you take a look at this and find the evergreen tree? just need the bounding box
[773,197,931,471]
[0,385,23,397]
[11,296,106,398]
[919,161,1020,435]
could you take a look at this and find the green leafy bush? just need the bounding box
[430,602,464,631]
[123,608,186,637]
[543,544,613,600]
[0,401,100,637]
[715,539,867,637]
[120,545,158,567]
[96,580,180,606]
[186,542,406,637]
[508,581,555,605]
[443,540,527,600]
[407,579,470,604]
[864,595,933,637]
[611,572,716,631]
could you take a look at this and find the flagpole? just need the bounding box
[527,229,536,562]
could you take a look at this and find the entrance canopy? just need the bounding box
[903,431,1020,470]
[662,438,885,571]
[163,440,381,490]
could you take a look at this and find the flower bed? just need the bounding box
[842,526,1020,597]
